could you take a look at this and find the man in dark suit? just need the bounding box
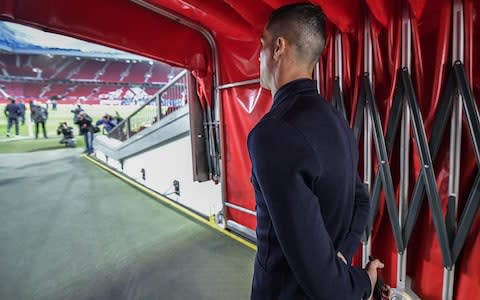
[4,97,20,137]
[248,4,384,299]
[31,103,48,139]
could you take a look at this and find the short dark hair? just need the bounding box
[267,3,326,67]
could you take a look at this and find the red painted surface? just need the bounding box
[1,1,478,298]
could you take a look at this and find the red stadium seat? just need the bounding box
[0,53,176,103]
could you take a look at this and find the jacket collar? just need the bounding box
[271,78,318,111]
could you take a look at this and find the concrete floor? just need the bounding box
[0,149,255,300]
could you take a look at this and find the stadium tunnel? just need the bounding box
[0,0,479,299]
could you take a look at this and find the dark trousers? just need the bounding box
[35,121,47,138]
[7,118,19,135]
[84,131,94,154]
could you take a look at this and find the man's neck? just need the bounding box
[271,72,313,98]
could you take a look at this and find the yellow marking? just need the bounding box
[82,154,257,251]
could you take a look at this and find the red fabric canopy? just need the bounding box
[0,1,477,298]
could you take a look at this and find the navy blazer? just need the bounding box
[248,79,371,299]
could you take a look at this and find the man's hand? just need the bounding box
[378,284,393,300]
[366,259,384,299]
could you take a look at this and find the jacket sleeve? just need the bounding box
[249,118,371,300]
[337,174,370,263]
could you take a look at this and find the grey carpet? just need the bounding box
[0,149,255,300]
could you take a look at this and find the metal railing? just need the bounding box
[352,63,480,299]
[347,3,478,299]
[108,70,188,141]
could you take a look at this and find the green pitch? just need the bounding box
[0,104,138,153]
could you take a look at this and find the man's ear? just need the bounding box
[273,37,286,60]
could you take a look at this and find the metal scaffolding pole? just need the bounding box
[362,15,374,268]
[397,6,412,293]
[443,0,464,299]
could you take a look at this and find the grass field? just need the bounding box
[0,104,138,153]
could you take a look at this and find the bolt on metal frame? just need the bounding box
[354,2,479,299]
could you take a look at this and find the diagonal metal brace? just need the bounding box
[362,74,404,252]
[403,67,456,245]
[452,172,480,262]
[401,68,453,267]
[368,78,403,234]
[454,61,480,165]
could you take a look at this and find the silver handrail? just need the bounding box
[108,69,188,141]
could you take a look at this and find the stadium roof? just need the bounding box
[0,21,151,61]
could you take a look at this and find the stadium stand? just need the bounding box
[149,63,172,83]
[91,86,118,98]
[1,81,21,96]
[144,87,160,96]
[67,85,94,97]
[50,59,75,79]
[0,52,176,103]
[123,61,150,83]
[70,59,105,80]
[23,83,44,97]
[97,61,127,82]
[42,84,68,98]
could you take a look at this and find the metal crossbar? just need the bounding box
[355,74,404,252]
[455,62,480,164]
[402,62,479,268]
[355,62,479,270]
[450,62,480,262]
[402,70,456,247]
[401,68,453,267]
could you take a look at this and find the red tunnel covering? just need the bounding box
[0,0,477,298]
